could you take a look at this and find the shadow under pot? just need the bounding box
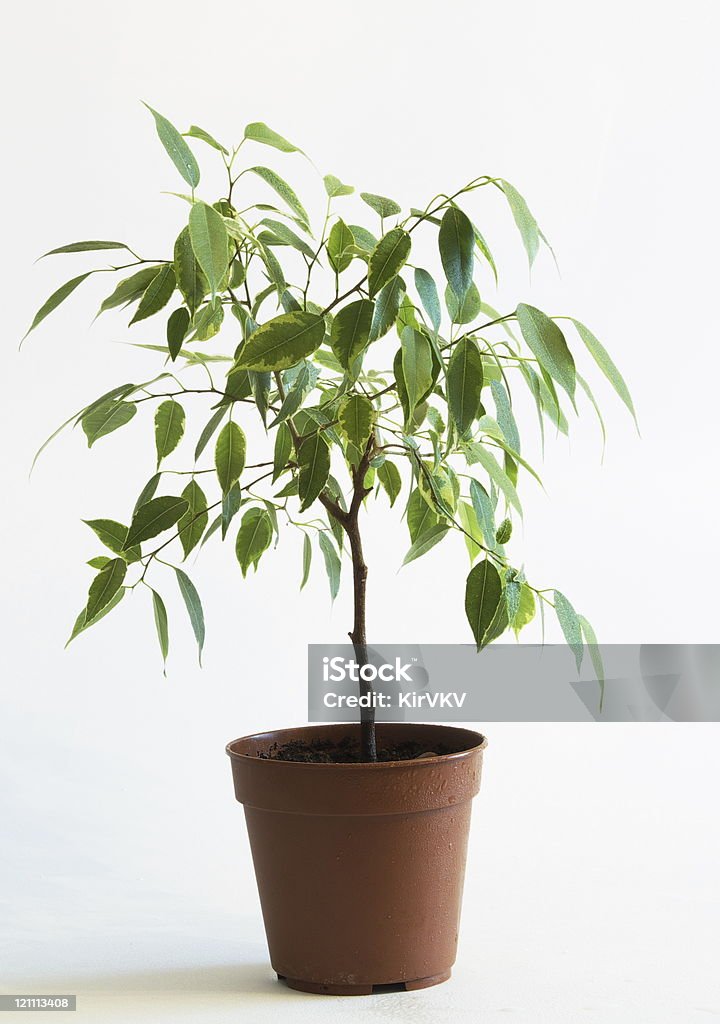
[226,722,487,996]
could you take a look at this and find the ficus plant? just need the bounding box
[26,107,635,761]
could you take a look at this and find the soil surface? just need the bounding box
[259,736,455,763]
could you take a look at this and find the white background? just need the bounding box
[1,1,719,1021]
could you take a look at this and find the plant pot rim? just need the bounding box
[226,722,487,769]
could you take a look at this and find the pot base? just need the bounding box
[278,970,451,996]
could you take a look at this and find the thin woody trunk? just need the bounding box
[319,433,377,762]
[346,514,376,762]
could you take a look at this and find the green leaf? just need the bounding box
[274,477,299,498]
[215,421,246,494]
[445,281,481,324]
[496,517,512,544]
[500,180,539,267]
[230,259,247,288]
[339,394,374,450]
[327,218,355,274]
[237,311,325,371]
[512,583,536,634]
[464,443,522,515]
[396,294,421,336]
[235,507,273,576]
[465,559,503,649]
[490,380,521,452]
[189,202,229,295]
[125,495,188,549]
[81,400,137,447]
[522,362,568,434]
[324,174,354,198]
[370,276,405,342]
[417,462,456,517]
[144,103,200,188]
[87,556,111,570]
[262,498,280,542]
[504,573,522,623]
[439,206,474,300]
[458,501,484,562]
[447,338,484,436]
[244,121,301,154]
[578,614,605,706]
[273,422,293,481]
[570,319,637,425]
[298,433,330,511]
[377,460,401,506]
[173,227,208,313]
[133,472,162,514]
[367,228,411,297]
[426,406,445,435]
[195,407,227,461]
[99,267,162,314]
[67,586,124,646]
[129,265,176,325]
[221,366,251,409]
[577,372,607,454]
[313,348,344,373]
[480,574,509,644]
[40,240,130,258]
[150,588,169,671]
[250,370,272,425]
[300,533,312,589]
[83,519,140,561]
[410,208,442,225]
[175,567,205,665]
[296,408,339,450]
[554,590,584,670]
[469,479,496,547]
[83,519,125,551]
[330,299,374,369]
[407,487,440,542]
[75,381,144,424]
[401,327,433,414]
[472,222,498,285]
[259,218,315,258]
[349,224,378,253]
[402,524,449,566]
[260,244,287,296]
[318,532,341,601]
[414,268,441,332]
[154,399,185,464]
[516,304,576,402]
[24,272,92,340]
[270,361,318,426]
[393,351,410,428]
[178,479,208,558]
[86,558,127,622]
[221,482,242,540]
[191,297,224,340]
[246,167,309,228]
[184,124,228,154]
[166,307,190,359]
[360,192,401,218]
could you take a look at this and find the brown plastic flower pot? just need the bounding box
[226,722,487,995]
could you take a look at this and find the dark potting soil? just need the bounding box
[259,736,455,763]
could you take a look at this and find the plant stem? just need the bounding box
[343,436,377,761]
[275,362,377,759]
[343,509,373,754]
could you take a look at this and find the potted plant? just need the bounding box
[25,107,635,995]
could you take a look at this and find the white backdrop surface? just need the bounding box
[1,1,719,1021]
